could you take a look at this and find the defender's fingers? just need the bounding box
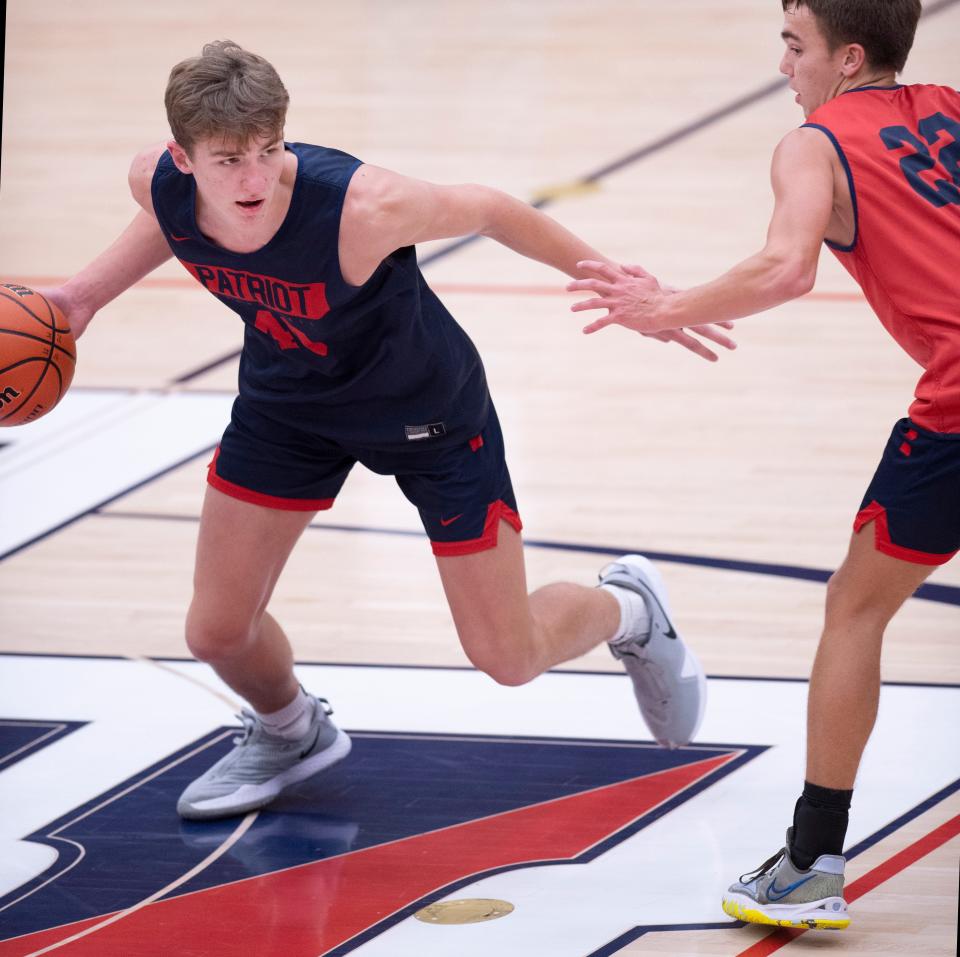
[570,298,612,313]
[692,326,738,350]
[582,315,618,334]
[566,278,616,295]
[671,330,719,361]
[575,260,621,282]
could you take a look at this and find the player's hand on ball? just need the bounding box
[37,286,96,339]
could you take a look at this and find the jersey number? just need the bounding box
[254,309,329,357]
[880,112,960,208]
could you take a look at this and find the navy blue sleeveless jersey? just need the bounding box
[151,142,489,450]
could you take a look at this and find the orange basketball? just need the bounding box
[0,282,77,427]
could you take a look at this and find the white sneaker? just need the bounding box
[177,696,352,820]
[600,554,706,748]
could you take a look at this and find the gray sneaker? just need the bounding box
[177,696,352,820]
[600,554,706,748]
[722,829,850,930]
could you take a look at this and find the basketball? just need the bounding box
[0,282,76,427]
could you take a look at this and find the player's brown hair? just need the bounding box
[782,0,922,73]
[165,41,289,154]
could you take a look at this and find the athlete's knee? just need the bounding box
[458,625,540,687]
[473,656,538,687]
[823,565,894,638]
[184,600,258,662]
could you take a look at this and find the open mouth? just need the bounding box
[236,199,264,211]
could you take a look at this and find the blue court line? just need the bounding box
[85,508,960,607]
[0,445,217,564]
[2,652,958,690]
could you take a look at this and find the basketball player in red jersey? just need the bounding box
[569,0,957,932]
[43,44,737,822]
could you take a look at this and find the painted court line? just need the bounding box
[12,274,865,303]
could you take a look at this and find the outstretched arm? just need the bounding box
[339,166,736,360]
[339,165,612,283]
[44,145,174,338]
[568,128,835,335]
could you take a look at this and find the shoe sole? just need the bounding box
[178,728,353,821]
[605,554,707,747]
[722,892,850,930]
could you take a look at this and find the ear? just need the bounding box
[839,43,867,77]
[167,140,194,175]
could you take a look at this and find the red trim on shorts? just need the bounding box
[431,499,523,557]
[898,441,912,456]
[206,448,335,512]
[469,434,484,452]
[853,499,956,566]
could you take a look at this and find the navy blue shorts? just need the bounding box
[854,418,960,565]
[207,399,521,557]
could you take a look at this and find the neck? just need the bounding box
[839,71,898,95]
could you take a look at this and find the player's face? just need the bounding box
[779,5,847,118]
[181,134,287,225]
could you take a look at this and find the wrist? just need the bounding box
[650,287,679,332]
[61,273,108,316]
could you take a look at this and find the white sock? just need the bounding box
[258,687,314,740]
[600,583,650,645]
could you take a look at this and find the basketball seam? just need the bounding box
[0,286,68,333]
[0,328,76,361]
[0,292,72,423]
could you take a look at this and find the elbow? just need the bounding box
[474,187,514,240]
[764,254,817,302]
[781,268,816,300]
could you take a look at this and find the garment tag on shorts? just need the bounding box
[405,422,446,441]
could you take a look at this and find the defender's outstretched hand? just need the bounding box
[567,261,736,362]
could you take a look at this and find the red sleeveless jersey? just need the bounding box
[805,85,960,432]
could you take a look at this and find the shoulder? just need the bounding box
[128,143,170,212]
[772,126,836,170]
[342,164,414,221]
[289,142,363,189]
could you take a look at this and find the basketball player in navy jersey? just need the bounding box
[46,41,735,821]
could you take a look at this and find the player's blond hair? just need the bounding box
[165,41,289,154]
[783,0,921,73]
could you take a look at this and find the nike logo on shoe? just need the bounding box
[766,875,814,901]
[639,585,677,640]
[299,727,321,759]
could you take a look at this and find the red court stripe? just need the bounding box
[11,276,863,302]
[1,753,736,956]
[734,813,960,957]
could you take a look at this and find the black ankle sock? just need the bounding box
[790,781,853,870]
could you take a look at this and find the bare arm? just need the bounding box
[338,165,736,360]
[568,127,835,335]
[339,165,611,286]
[45,144,174,338]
